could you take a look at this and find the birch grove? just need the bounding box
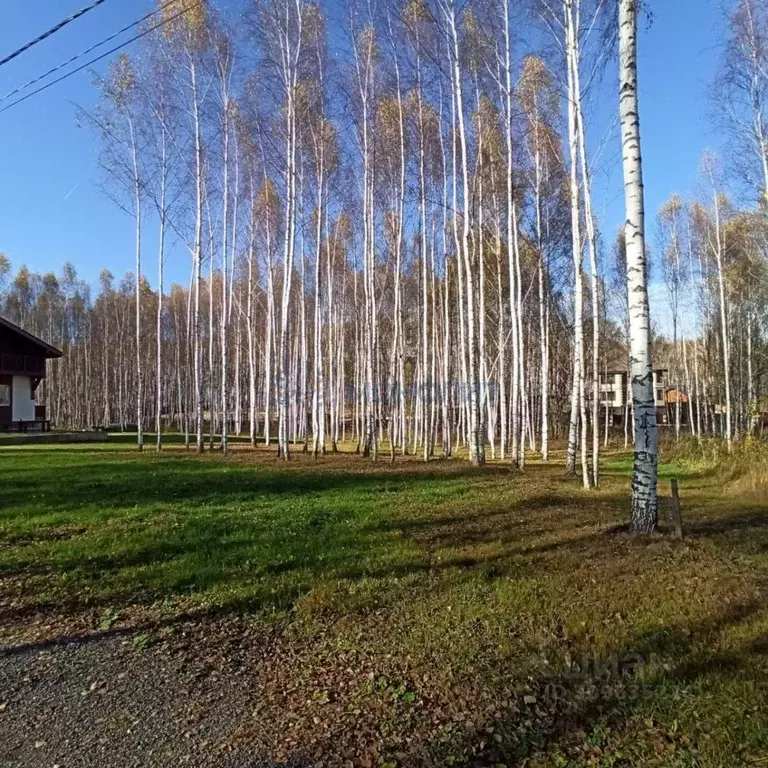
[1,0,766,516]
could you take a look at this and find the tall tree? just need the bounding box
[619,0,658,533]
[95,54,145,451]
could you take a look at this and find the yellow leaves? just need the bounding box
[324,212,352,267]
[375,95,401,145]
[319,119,339,172]
[113,54,136,94]
[519,55,558,125]
[688,201,709,232]
[333,211,352,248]
[519,238,539,272]
[722,211,768,289]
[294,77,314,115]
[658,194,684,222]
[404,0,429,32]
[384,211,401,245]
[294,77,338,170]
[473,95,504,178]
[104,53,137,109]
[404,91,442,180]
[462,11,480,73]
[357,25,378,62]
[462,9,481,46]
[374,95,406,184]
[473,95,501,144]
[461,9,490,75]
[519,56,549,95]
[160,0,208,49]
[255,178,281,226]
[225,97,239,123]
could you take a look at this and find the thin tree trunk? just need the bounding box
[565,0,585,483]
[129,116,143,452]
[155,134,166,452]
[447,1,482,465]
[571,28,600,486]
[711,187,733,450]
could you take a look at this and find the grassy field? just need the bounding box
[1,439,767,767]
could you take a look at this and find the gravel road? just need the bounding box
[0,618,309,768]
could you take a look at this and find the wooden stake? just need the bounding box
[670,479,683,539]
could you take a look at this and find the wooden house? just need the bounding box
[0,315,62,431]
[599,361,668,427]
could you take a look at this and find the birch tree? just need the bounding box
[619,0,658,533]
[715,0,768,204]
[94,54,145,451]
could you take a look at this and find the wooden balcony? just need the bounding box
[0,354,46,376]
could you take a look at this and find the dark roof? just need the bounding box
[0,315,62,358]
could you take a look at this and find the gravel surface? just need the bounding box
[0,618,310,768]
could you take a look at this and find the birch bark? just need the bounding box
[620,0,658,532]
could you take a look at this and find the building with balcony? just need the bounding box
[0,315,62,430]
[599,362,668,427]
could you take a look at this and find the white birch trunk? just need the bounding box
[502,0,520,467]
[564,0,584,482]
[620,0,658,532]
[711,187,733,450]
[156,127,167,452]
[446,1,482,465]
[128,115,143,452]
[191,59,204,454]
[571,27,600,486]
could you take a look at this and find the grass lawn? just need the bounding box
[1,440,767,767]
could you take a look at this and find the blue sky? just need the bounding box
[590,0,721,242]
[0,0,724,328]
[0,1,157,287]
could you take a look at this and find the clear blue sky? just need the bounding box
[0,0,161,287]
[0,0,724,320]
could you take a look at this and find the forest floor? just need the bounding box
[1,438,767,767]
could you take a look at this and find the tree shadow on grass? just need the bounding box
[0,468,615,649]
[0,451,516,516]
[394,596,768,767]
[685,511,768,536]
[2,449,765,650]
[0,452,565,625]
[4,475,765,631]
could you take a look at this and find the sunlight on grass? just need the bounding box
[1,441,767,766]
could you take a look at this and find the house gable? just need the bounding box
[0,316,61,378]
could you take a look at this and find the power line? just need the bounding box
[0,0,110,69]
[0,1,179,103]
[0,2,198,116]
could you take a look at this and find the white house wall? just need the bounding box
[652,371,665,407]
[614,373,625,408]
[11,376,34,422]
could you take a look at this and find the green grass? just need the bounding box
[1,440,767,766]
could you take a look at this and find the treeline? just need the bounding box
[0,0,766,490]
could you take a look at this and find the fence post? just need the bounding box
[670,479,683,539]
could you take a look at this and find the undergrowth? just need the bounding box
[661,435,768,498]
